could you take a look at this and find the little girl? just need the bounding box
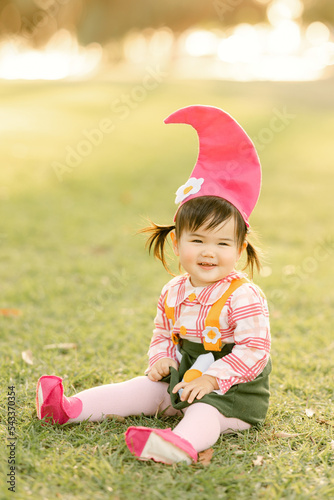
[36,105,271,465]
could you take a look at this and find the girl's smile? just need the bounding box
[172,218,246,288]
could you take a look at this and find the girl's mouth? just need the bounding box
[198,262,216,268]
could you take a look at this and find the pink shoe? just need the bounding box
[36,375,82,424]
[125,426,198,465]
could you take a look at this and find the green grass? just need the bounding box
[0,77,333,499]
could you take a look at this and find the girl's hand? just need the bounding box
[172,375,219,404]
[148,358,178,382]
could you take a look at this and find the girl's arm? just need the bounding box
[204,284,271,394]
[145,286,178,374]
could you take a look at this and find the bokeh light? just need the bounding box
[185,30,218,58]
[0,30,102,80]
[267,0,304,26]
[0,1,333,81]
[268,21,301,55]
[306,22,331,46]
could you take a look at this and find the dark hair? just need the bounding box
[140,196,261,278]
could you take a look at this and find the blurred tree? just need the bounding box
[303,0,334,24]
[0,0,332,46]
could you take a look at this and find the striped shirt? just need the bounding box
[147,271,271,395]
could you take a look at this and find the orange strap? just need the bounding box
[164,295,175,325]
[202,278,249,350]
[165,278,250,349]
[205,278,249,330]
[165,295,179,344]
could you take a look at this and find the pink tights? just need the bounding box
[69,376,250,453]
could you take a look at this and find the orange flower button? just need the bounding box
[188,293,196,302]
[180,326,187,336]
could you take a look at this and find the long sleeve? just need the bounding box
[146,286,178,371]
[205,284,271,394]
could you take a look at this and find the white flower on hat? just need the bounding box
[175,177,204,204]
[202,326,220,345]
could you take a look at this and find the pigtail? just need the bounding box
[139,220,175,274]
[243,238,262,279]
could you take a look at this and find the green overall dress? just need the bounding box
[161,278,272,427]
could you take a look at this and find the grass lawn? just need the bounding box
[0,76,333,499]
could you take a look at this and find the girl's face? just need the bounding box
[172,217,246,288]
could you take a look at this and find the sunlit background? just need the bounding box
[1,7,334,496]
[0,0,333,82]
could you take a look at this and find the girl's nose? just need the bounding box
[201,246,215,257]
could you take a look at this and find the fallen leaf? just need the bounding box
[305,408,315,418]
[198,448,213,466]
[90,245,111,255]
[0,308,22,316]
[105,414,125,423]
[22,350,33,365]
[274,432,300,439]
[43,343,77,350]
[315,418,334,427]
[252,455,264,466]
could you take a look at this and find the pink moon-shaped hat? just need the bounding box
[164,105,262,227]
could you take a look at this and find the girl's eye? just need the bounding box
[218,242,228,246]
[192,239,202,243]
